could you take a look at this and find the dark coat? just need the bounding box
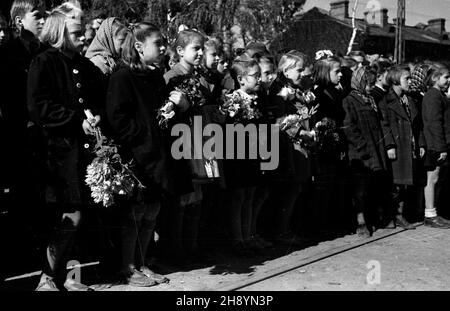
[164,64,224,185]
[311,84,347,176]
[221,90,264,188]
[312,84,345,127]
[379,89,426,185]
[422,87,450,152]
[0,32,47,190]
[3,33,44,129]
[107,66,191,198]
[370,85,388,106]
[267,76,312,183]
[27,48,106,210]
[342,91,388,172]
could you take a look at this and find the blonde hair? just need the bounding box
[39,3,82,51]
[425,62,449,88]
[56,1,83,19]
[277,50,309,74]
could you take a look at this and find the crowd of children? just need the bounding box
[0,0,449,291]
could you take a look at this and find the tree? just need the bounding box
[89,0,148,22]
[77,0,306,48]
[234,0,306,44]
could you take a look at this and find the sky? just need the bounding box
[303,0,450,29]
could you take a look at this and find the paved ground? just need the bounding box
[100,224,450,291]
[243,225,450,291]
[3,224,450,291]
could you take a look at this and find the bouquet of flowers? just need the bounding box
[157,73,207,129]
[278,104,318,157]
[84,110,145,207]
[220,89,262,122]
[313,117,341,154]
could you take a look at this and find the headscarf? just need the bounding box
[351,66,378,111]
[85,17,121,60]
[409,64,430,94]
[351,66,367,93]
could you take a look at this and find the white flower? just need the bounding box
[278,86,296,101]
[304,91,316,103]
[161,101,174,113]
[162,110,175,119]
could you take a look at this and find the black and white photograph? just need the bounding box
[0,0,449,299]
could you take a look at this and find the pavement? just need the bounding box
[243,225,450,291]
[3,223,450,291]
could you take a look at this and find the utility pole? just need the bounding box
[394,0,406,63]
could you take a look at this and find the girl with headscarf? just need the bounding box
[85,17,127,75]
[409,63,432,105]
[342,66,392,238]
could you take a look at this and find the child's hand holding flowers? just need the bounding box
[83,109,101,136]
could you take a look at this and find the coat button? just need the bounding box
[76,83,81,88]
[73,69,79,74]
[79,98,84,104]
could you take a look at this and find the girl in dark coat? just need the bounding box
[196,37,227,257]
[379,65,425,229]
[266,51,314,245]
[221,57,263,256]
[161,30,206,265]
[311,55,347,236]
[106,22,182,286]
[421,63,450,228]
[247,55,277,250]
[312,56,345,126]
[342,66,391,237]
[28,4,103,291]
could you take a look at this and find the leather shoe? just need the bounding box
[356,224,371,238]
[125,269,158,287]
[384,220,396,229]
[140,267,169,284]
[395,216,416,230]
[424,216,450,229]
[435,215,450,225]
[64,279,95,291]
